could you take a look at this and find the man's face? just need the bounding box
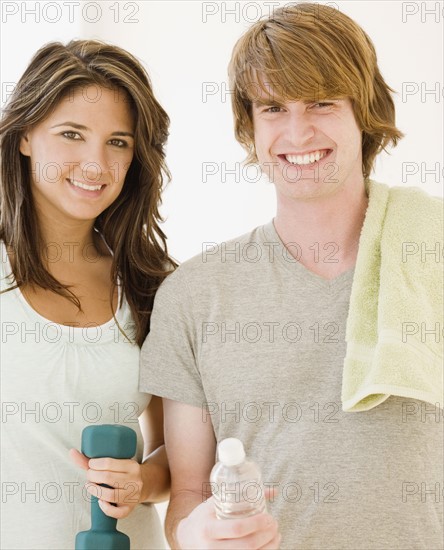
[252,95,364,202]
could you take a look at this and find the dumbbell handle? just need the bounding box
[89,491,118,531]
[82,424,136,530]
[75,424,137,550]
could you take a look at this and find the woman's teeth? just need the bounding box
[285,150,329,165]
[68,179,103,191]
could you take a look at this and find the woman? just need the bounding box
[0,40,176,549]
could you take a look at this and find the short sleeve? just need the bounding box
[139,268,205,408]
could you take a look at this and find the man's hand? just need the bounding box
[176,495,281,550]
[162,398,281,549]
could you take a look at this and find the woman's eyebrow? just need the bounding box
[50,121,134,138]
[50,121,88,130]
[110,131,134,138]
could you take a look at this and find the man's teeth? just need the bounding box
[69,179,103,191]
[285,150,328,165]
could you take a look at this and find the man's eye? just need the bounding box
[313,102,334,108]
[265,106,282,113]
[62,131,81,140]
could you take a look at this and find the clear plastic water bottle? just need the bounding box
[210,438,266,519]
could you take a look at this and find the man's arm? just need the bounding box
[163,398,281,550]
[163,398,216,547]
[139,396,170,503]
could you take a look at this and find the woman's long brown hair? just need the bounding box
[0,40,177,347]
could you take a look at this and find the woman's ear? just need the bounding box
[19,134,31,156]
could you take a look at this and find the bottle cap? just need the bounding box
[217,438,246,466]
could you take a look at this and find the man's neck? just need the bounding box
[273,181,369,278]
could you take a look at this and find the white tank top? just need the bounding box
[0,241,166,549]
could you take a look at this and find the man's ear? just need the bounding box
[19,134,31,157]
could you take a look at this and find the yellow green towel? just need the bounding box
[342,179,443,411]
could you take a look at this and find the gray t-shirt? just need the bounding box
[139,221,443,550]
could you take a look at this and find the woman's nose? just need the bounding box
[81,146,109,183]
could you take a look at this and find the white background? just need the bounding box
[1,0,443,263]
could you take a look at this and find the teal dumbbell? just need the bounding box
[75,424,137,550]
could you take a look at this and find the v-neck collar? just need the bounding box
[260,219,356,292]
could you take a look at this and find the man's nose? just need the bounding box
[285,111,316,146]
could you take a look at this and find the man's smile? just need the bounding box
[278,149,333,168]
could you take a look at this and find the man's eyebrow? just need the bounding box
[50,122,134,138]
[301,98,341,104]
[252,98,341,108]
[252,99,284,107]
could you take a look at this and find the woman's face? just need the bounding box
[20,84,135,226]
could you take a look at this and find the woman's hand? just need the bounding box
[69,448,146,519]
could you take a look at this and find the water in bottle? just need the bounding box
[210,437,266,519]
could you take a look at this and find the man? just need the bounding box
[139,3,443,549]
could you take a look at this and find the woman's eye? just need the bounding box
[109,139,127,148]
[265,106,282,113]
[62,131,81,140]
